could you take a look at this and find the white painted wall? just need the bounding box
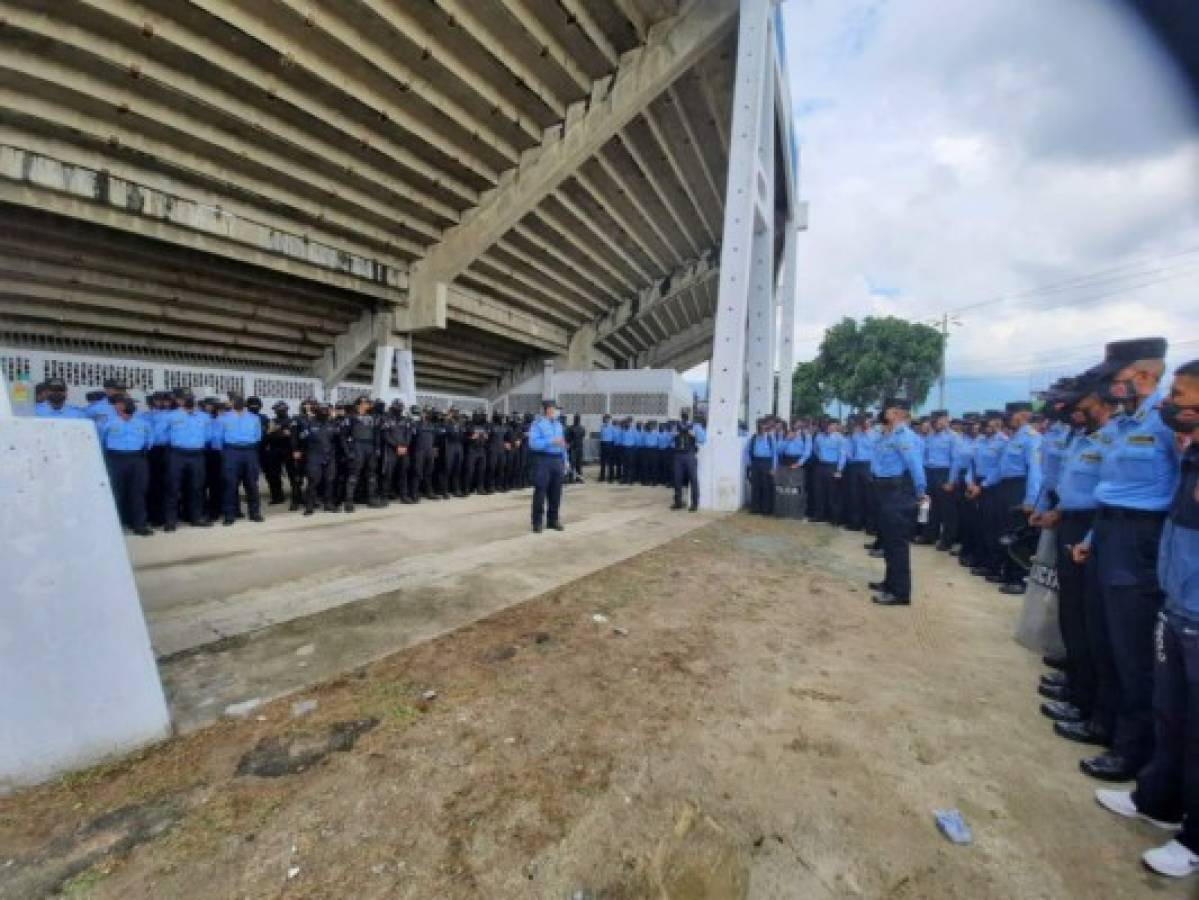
[0,412,171,793]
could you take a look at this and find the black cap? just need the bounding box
[46,377,67,390]
[1005,401,1033,414]
[102,377,126,390]
[542,397,557,410]
[963,411,980,421]
[930,409,948,418]
[272,400,288,411]
[1089,336,1169,378]
[883,397,911,411]
[984,409,1004,420]
[85,390,105,402]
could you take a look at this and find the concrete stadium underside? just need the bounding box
[0,0,768,396]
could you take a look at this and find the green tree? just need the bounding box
[789,360,829,418]
[793,316,944,412]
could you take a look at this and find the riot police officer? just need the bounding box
[263,401,301,509]
[343,396,382,512]
[296,404,342,514]
[380,401,413,504]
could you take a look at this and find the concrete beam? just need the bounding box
[444,284,570,354]
[314,309,391,390]
[407,0,736,296]
[497,0,592,96]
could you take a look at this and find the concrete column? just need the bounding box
[774,217,800,419]
[743,64,776,427]
[543,358,556,401]
[700,0,773,511]
[563,322,598,371]
[371,336,416,407]
[1,368,172,791]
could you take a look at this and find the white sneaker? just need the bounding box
[1095,789,1181,830]
[1143,839,1199,878]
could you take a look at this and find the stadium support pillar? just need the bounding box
[371,336,417,407]
[775,214,802,420]
[543,358,556,402]
[700,0,775,511]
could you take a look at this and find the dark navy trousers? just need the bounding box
[531,453,563,527]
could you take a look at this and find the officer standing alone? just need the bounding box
[528,398,566,533]
[671,410,706,511]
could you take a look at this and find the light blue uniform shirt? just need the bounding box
[870,424,927,495]
[35,401,86,419]
[924,430,955,469]
[986,424,1042,506]
[149,409,173,446]
[600,423,617,443]
[166,408,212,450]
[949,434,975,485]
[971,433,1008,487]
[527,415,566,457]
[216,410,262,447]
[657,429,673,449]
[1037,423,1073,507]
[1093,385,1180,512]
[744,433,778,468]
[85,398,120,433]
[847,430,874,463]
[813,433,848,471]
[1050,432,1104,513]
[100,415,153,452]
[780,433,810,462]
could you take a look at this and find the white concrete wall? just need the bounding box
[0,416,171,793]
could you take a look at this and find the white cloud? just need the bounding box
[780,0,1199,390]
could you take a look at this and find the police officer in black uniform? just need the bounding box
[380,401,413,504]
[410,406,437,501]
[671,410,703,511]
[263,401,301,509]
[464,411,488,494]
[295,403,341,515]
[441,409,465,498]
[343,396,382,512]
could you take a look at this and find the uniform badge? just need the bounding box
[1127,434,1155,446]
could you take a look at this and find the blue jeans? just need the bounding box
[1133,611,1199,851]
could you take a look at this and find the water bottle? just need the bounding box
[917,495,931,524]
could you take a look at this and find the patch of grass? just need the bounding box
[360,681,425,727]
[61,862,112,896]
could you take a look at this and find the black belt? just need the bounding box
[779,455,799,465]
[1096,504,1166,522]
[874,475,912,487]
[1059,509,1096,521]
[105,449,144,457]
[225,443,258,449]
[531,451,562,458]
[170,447,205,454]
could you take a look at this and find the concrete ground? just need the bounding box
[130,480,715,731]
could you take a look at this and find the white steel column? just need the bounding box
[743,61,776,427]
[543,358,556,401]
[701,0,774,511]
[371,336,417,407]
[774,216,800,419]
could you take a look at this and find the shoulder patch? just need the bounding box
[1127,434,1156,446]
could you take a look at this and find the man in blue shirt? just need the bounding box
[1073,337,1180,783]
[618,419,637,485]
[843,414,876,532]
[967,410,1010,581]
[982,401,1043,594]
[598,414,616,483]
[99,396,154,536]
[528,398,566,533]
[868,397,927,606]
[810,418,848,524]
[744,418,778,515]
[215,393,264,526]
[670,410,706,512]
[916,409,955,549]
[34,378,86,419]
[947,414,980,565]
[163,394,214,531]
[1096,358,1199,879]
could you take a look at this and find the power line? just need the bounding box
[947,245,1199,315]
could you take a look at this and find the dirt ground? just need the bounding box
[1,514,1187,899]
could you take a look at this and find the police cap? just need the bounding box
[929,409,948,419]
[46,377,67,391]
[1005,401,1033,413]
[102,377,126,390]
[882,397,910,412]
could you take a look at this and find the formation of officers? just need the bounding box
[647,336,1195,880]
[33,378,592,533]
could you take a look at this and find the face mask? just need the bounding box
[1160,401,1199,434]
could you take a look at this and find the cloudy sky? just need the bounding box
[724,0,1199,411]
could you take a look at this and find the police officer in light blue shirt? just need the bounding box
[598,414,617,483]
[1098,359,1199,878]
[843,414,876,531]
[162,395,214,531]
[528,398,566,532]
[100,396,154,535]
[618,419,637,485]
[810,419,848,524]
[34,378,85,420]
[917,410,955,548]
[1072,338,1180,783]
[744,418,778,515]
[982,401,1042,593]
[868,397,927,606]
[215,393,264,526]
